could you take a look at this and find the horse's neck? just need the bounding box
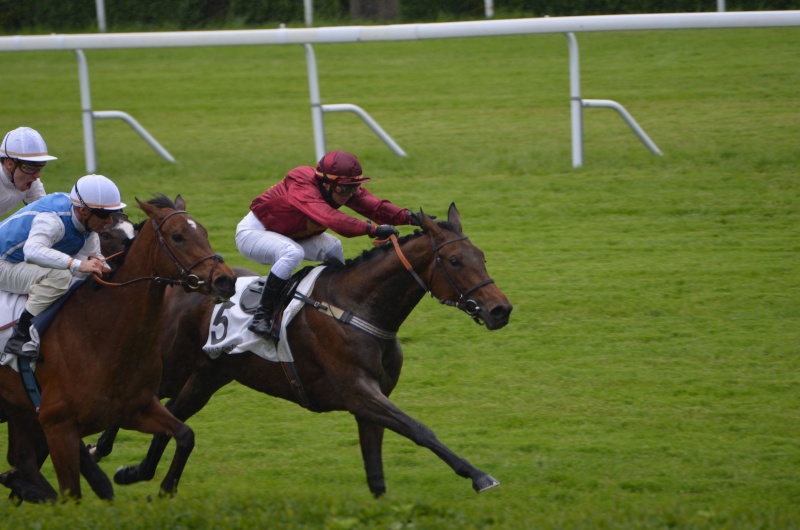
[105,226,167,308]
[113,225,157,281]
[333,238,433,330]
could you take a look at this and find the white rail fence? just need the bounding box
[2,12,799,170]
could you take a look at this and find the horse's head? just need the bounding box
[98,211,137,265]
[418,203,512,330]
[136,194,236,302]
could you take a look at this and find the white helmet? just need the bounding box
[1,127,57,162]
[69,174,126,211]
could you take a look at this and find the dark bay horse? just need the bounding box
[93,203,512,496]
[0,196,236,502]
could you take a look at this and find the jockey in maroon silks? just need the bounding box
[235,150,423,339]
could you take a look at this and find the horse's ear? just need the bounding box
[447,203,462,233]
[418,208,438,232]
[137,198,161,222]
[175,194,186,211]
[136,197,152,215]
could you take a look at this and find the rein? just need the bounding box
[93,209,224,289]
[386,233,495,325]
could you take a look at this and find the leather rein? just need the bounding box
[386,233,494,325]
[93,210,224,289]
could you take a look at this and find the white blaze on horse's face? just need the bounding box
[118,220,136,240]
[187,219,197,230]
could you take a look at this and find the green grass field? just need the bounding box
[1,25,799,528]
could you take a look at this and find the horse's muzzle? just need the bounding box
[482,303,512,330]
[212,274,237,301]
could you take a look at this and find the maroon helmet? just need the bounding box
[315,151,372,185]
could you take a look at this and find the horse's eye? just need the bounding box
[100,232,111,240]
[448,256,461,267]
[171,233,185,244]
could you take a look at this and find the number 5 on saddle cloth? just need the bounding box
[202,266,319,362]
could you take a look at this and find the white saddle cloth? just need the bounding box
[0,291,34,371]
[202,266,325,363]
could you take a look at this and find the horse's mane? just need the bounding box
[327,220,459,272]
[146,194,178,210]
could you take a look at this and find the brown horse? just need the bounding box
[0,195,236,502]
[93,203,512,496]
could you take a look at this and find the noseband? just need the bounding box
[93,209,224,289]
[388,233,494,325]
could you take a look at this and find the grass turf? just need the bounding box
[0,26,799,528]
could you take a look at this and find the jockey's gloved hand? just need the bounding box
[374,225,399,239]
[407,212,436,226]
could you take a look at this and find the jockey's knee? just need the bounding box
[281,243,305,270]
[26,269,74,314]
[323,244,344,265]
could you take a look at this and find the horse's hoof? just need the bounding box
[114,466,139,485]
[0,470,54,503]
[473,473,500,493]
[8,491,23,506]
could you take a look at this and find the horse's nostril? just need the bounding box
[488,305,512,328]
[215,275,236,297]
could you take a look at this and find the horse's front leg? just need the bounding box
[1,405,58,503]
[40,418,84,500]
[115,371,225,486]
[88,425,120,462]
[118,396,194,497]
[357,418,386,498]
[348,381,499,494]
[79,441,114,500]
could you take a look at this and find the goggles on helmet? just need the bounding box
[15,160,46,175]
[335,183,361,195]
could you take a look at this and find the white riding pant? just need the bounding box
[235,212,344,281]
[0,260,76,316]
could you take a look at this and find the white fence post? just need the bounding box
[74,49,175,173]
[566,32,662,168]
[304,0,314,27]
[95,0,107,33]
[305,44,328,161]
[75,50,98,173]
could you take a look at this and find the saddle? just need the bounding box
[239,266,317,340]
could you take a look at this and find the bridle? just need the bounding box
[93,209,224,289]
[387,233,495,325]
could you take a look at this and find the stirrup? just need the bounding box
[249,317,273,338]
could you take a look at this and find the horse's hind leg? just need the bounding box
[357,418,386,498]
[350,388,499,494]
[79,442,114,500]
[118,396,194,497]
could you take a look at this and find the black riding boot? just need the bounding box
[249,272,288,339]
[4,310,36,358]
